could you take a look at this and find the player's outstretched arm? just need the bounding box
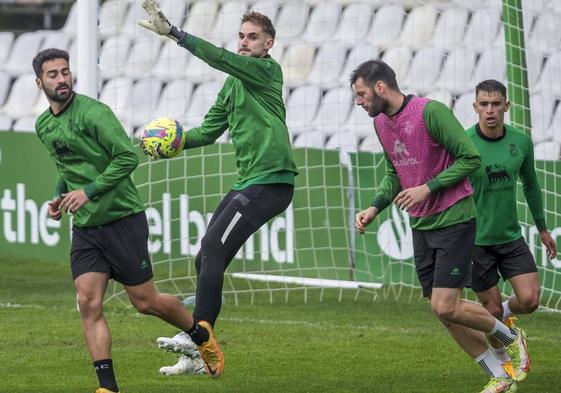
[138,0,186,42]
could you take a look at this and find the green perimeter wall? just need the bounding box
[1,133,561,300]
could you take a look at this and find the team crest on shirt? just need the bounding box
[509,144,519,157]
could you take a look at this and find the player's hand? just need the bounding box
[355,206,378,234]
[539,230,557,259]
[138,0,174,39]
[59,190,90,214]
[47,197,63,221]
[394,184,431,211]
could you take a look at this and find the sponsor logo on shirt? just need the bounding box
[392,140,419,167]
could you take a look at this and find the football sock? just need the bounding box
[502,300,513,321]
[492,347,510,364]
[186,321,210,346]
[488,319,517,346]
[475,349,508,378]
[94,359,119,392]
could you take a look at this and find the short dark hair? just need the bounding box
[241,11,276,39]
[32,48,69,78]
[350,59,399,90]
[475,79,507,99]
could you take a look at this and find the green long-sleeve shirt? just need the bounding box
[177,34,298,190]
[371,99,481,230]
[467,124,546,245]
[35,93,144,227]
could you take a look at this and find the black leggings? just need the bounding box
[193,183,294,326]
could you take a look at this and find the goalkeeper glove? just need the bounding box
[138,0,186,42]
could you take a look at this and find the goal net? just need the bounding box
[85,0,561,310]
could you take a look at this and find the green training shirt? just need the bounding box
[35,93,144,227]
[177,34,298,190]
[372,99,481,231]
[467,123,546,245]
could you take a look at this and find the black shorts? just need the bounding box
[70,211,153,286]
[471,237,537,292]
[413,219,475,297]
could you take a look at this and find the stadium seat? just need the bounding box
[529,93,555,143]
[1,74,39,118]
[208,1,248,45]
[155,78,194,121]
[331,2,372,48]
[451,0,489,10]
[306,42,347,88]
[344,105,374,139]
[430,6,469,50]
[121,37,162,79]
[120,1,164,38]
[38,30,72,52]
[534,141,560,160]
[424,90,453,108]
[325,129,360,152]
[0,114,12,131]
[181,0,219,37]
[99,77,133,119]
[11,116,37,133]
[0,73,11,107]
[402,47,445,95]
[249,0,280,23]
[527,11,561,56]
[310,86,353,136]
[301,2,342,44]
[525,49,544,88]
[182,80,222,127]
[182,53,223,84]
[434,47,477,95]
[160,0,189,21]
[0,32,15,65]
[399,5,438,49]
[380,46,412,83]
[370,4,405,50]
[285,84,321,133]
[281,43,316,88]
[463,6,502,53]
[292,130,326,149]
[546,104,561,143]
[359,134,384,153]
[2,32,43,76]
[32,91,49,116]
[99,35,132,80]
[452,91,477,129]
[338,44,379,85]
[125,79,163,128]
[275,3,310,41]
[151,40,192,81]
[61,1,78,36]
[535,51,561,96]
[471,46,506,86]
[99,0,130,39]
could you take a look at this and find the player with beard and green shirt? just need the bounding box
[139,0,297,377]
[32,48,214,393]
[467,79,557,383]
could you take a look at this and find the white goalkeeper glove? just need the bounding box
[138,0,177,41]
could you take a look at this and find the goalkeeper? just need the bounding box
[139,0,298,377]
[467,79,557,382]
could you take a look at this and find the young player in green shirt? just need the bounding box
[139,0,297,377]
[32,48,217,393]
[467,79,557,382]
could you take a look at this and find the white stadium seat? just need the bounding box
[527,11,561,56]
[12,116,37,133]
[424,90,453,108]
[399,5,438,49]
[535,51,561,96]
[38,30,72,52]
[1,74,39,118]
[285,84,321,133]
[151,40,192,81]
[120,1,160,39]
[344,105,374,139]
[332,2,372,48]
[208,1,248,45]
[402,47,445,95]
[360,134,384,153]
[155,78,194,121]
[99,35,132,80]
[292,130,326,149]
[338,44,379,85]
[310,86,353,136]
[370,4,405,50]
[306,42,347,88]
[275,3,310,41]
[125,79,163,128]
[99,77,133,119]
[99,0,130,39]
[301,2,342,44]
[0,115,12,131]
[0,73,11,107]
[534,141,560,160]
[435,47,477,95]
[181,1,219,37]
[2,32,43,76]
[250,0,280,23]
[452,91,477,129]
[463,6,502,53]
[529,94,555,143]
[381,46,412,83]
[430,6,469,50]
[281,43,316,88]
[325,129,360,152]
[0,32,15,65]
[182,80,222,127]
[121,37,162,79]
[61,2,78,35]
[471,46,506,85]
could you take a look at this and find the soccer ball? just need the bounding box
[140,117,186,159]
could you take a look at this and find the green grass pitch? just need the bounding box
[1,258,560,393]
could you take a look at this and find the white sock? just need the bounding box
[488,319,517,346]
[502,299,512,321]
[492,347,510,364]
[475,349,508,378]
